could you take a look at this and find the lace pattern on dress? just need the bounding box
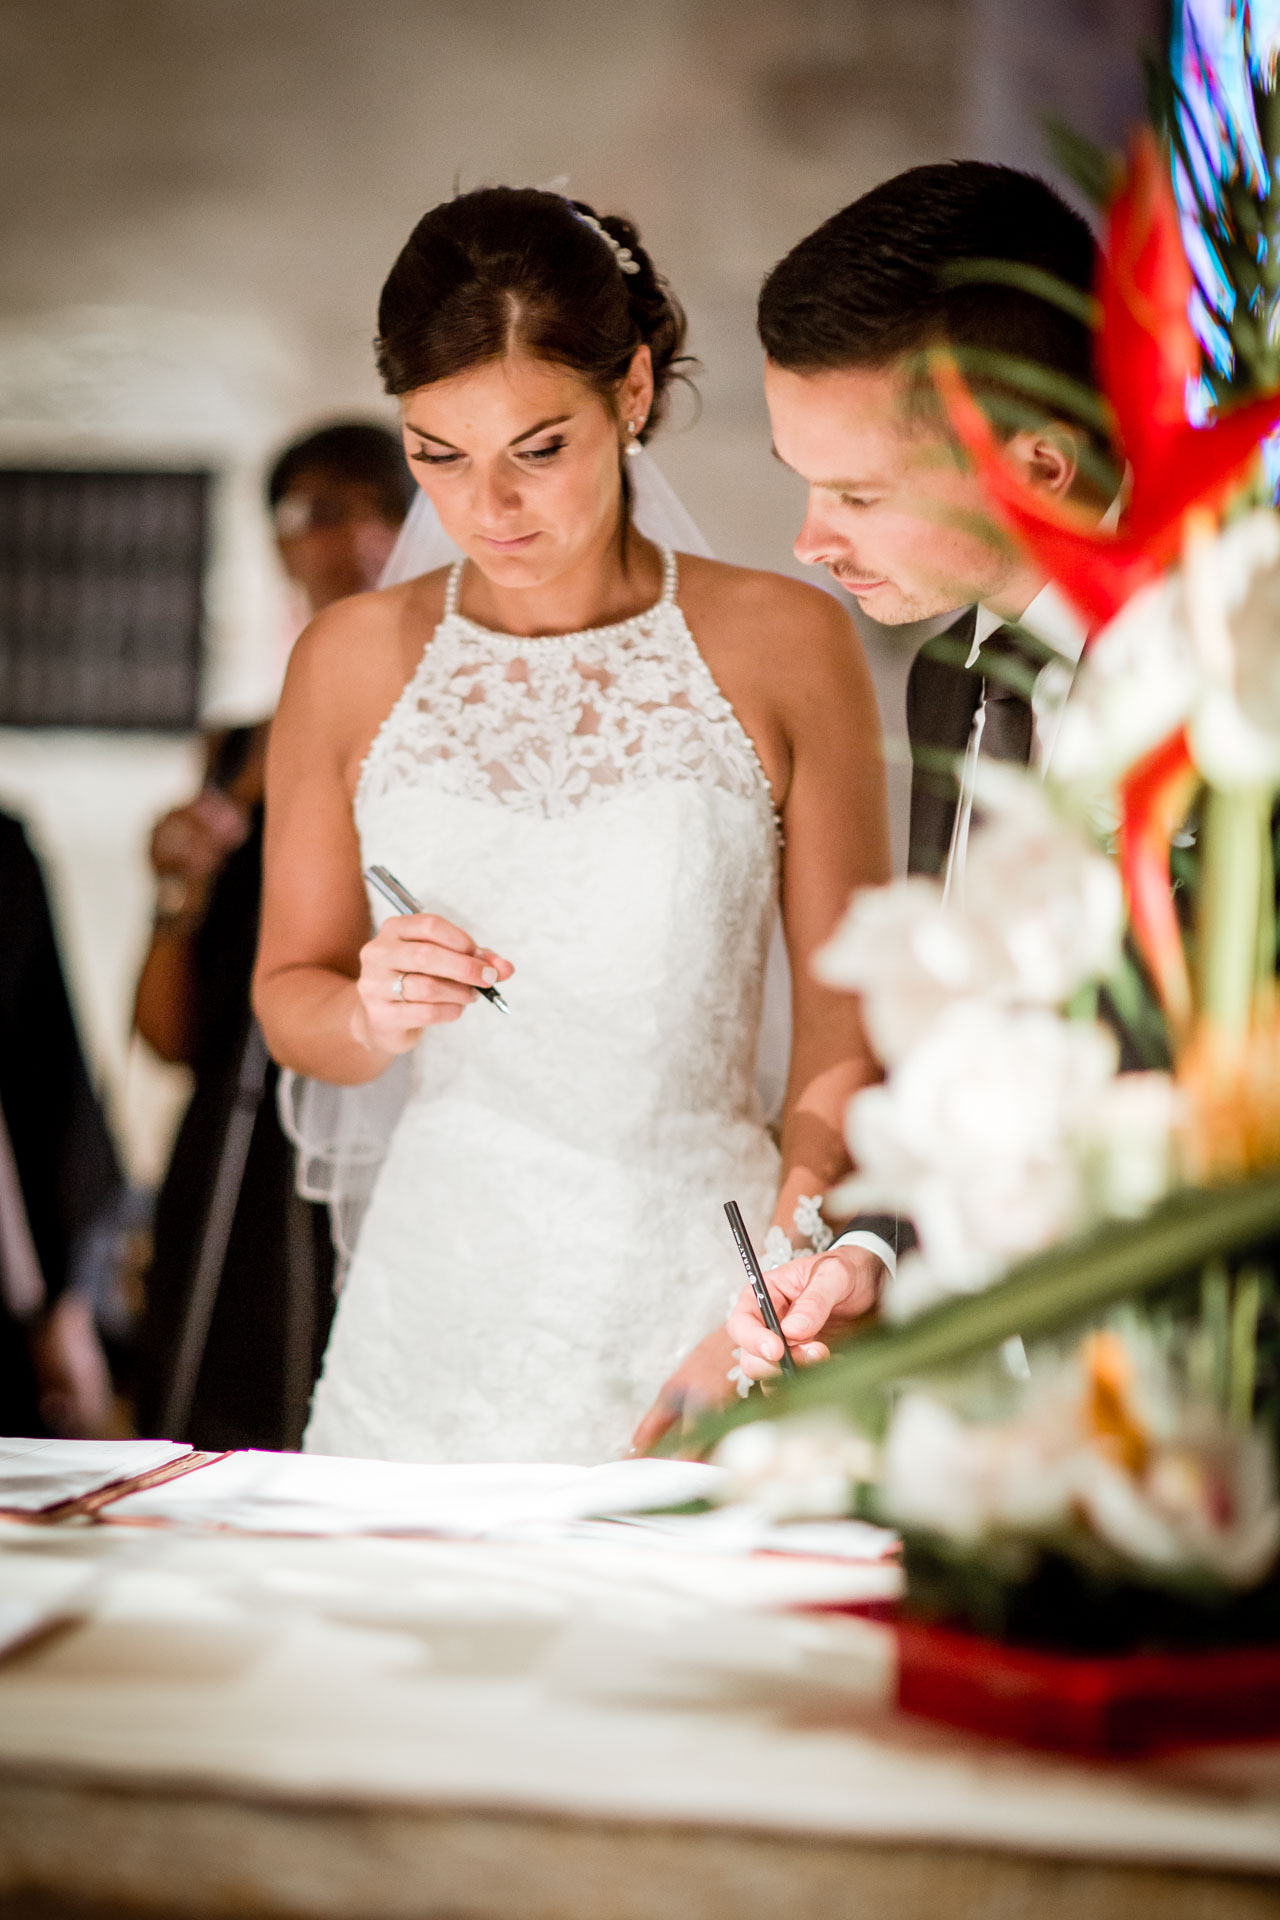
[357,547,778,832]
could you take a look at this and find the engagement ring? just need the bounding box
[392,971,406,1001]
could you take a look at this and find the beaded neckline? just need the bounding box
[356,533,781,838]
[442,546,679,646]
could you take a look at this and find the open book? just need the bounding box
[0,1437,222,1522]
[0,1440,896,1568]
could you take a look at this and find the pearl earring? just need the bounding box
[624,420,642,458]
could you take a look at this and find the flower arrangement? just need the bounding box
[707,9,1280,1665]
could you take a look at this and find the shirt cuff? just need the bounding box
[829,1229,897,1281]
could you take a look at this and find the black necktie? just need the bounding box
[905,615,1034,876]
[975,626,1035,766]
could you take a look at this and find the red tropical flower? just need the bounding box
[1117,727,1198,1037]
[933,130,1280,631]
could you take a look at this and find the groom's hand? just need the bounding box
[728,1246,885,1382]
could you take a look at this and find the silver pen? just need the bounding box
[364,864,510,1015]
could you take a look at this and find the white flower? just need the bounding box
[1077,1071,1186,1221]
[879,1348,1280,1589]
[713,1414,879,1521]
[962,764,1124,1002]
[835,1003,1117,1303]
[817,779,1121,1063]
[816,877,1003,1062]
[1051,567,1198,791]
[882,1393,1073,1541]
[853,1001,1115,1187]
[1053,509,1280,793]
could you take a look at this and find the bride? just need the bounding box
[254,187,889,1464]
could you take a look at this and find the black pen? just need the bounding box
[364,865,510,1015]
[724,1200,797,1378]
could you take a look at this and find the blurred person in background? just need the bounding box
[1,809,124,1435]
[134,422,413,1449]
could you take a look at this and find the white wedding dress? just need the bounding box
[303,547,781,1464]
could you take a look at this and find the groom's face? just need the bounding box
[764,358,1019,625]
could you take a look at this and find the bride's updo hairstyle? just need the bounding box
[375,187,690,490]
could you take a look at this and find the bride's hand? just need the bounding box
[629,1325,738,1457]
[352,912,513,1057]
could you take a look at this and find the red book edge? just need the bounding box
[0,1450,229,1525]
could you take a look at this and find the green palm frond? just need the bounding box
[1042,117,1121,208]
[694,1175,1280,1450]
[939,258,1101,330]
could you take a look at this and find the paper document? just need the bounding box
[0,1438,193,1514]
[108,1450,724,1536]
[603,1508,897,1562]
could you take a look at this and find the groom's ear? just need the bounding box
[1001,423,1080,503]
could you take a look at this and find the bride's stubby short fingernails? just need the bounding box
[802,1343,825,1361]
[481,967,498,985]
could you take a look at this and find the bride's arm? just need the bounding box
[770,588,890,1244]
[630,577,889,1453]
[253,601,510,1083]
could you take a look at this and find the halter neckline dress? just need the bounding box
[304,549,781,1463]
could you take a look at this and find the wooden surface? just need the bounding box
[1,1778,1278,1920]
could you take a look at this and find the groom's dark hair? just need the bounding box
[758,162,1098,424]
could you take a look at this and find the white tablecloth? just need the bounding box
[0,1504,1278,1879]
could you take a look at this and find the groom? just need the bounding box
[731,159,1106,1381]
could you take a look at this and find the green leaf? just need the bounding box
[938,258,1100,330]
[695,1174,1280,1448]
[973,392,1123,499]
[1104,946,1175,1070]
[1042,117,1120,208]
[1231,1269,1263,1429]
[1144,45,1174,135]
[1196,786,1272,1035]
[912,631,1041,701]
[946,347,1116,438]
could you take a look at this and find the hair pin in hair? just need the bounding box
[569,206,641,276]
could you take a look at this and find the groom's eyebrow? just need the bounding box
[403,415,572,452]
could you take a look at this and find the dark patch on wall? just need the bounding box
[0,468,209,728]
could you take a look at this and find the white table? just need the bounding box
[0,1499,1278,1917]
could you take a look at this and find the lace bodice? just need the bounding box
[358,547,777,826]
[306,550,782,1465]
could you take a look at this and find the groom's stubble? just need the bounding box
[763,356,1043,627]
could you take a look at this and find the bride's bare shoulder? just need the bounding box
[674,554,865,708]
[674,553,877,757]
[674,553,854,648]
